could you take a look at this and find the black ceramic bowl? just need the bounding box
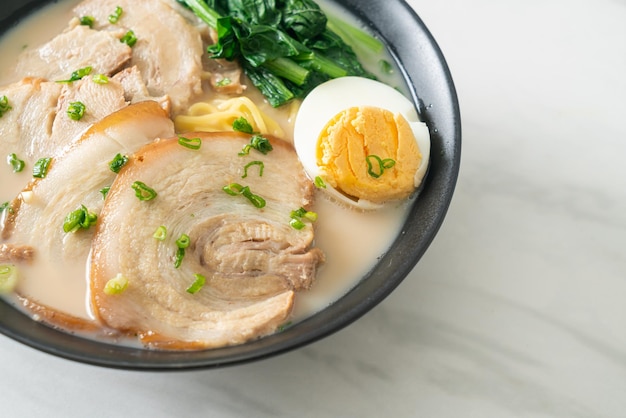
[0,0,461,369]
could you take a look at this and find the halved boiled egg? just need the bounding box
[293,76,430,210]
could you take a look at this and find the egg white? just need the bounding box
[293,76,431,209]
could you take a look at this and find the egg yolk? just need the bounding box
[316,106,421,204]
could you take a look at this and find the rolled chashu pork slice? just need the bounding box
[90,132,324,350]
[0,101,174,325]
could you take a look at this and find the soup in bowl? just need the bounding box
[0,0,460,369]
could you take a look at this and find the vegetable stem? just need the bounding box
[182,0,221,29]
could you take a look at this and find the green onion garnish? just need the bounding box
[92,74,109,84]
[314,176,326,188]
[232,116,255,134]
[63,204,98,233]
[290,207,318,230]
[0,264,18,294]
[108,153,128,173]
[153,225,167,241]
[174,247,185,268]
[178,135,202,150]
[216,78,232,87]
[67,101,86,120]
[186,274,206,294]
[238,134,273,156]
[131,181,157,201]
[100,186,110,199]
[242,160,264,178]
[223,183,266,208]
[56,66,92,83]
[7,153,25,173]
[366,155,396,178]
[103,273,128,295]
[176,233,190,249]
[120,30,137,47]
[0,95,12,117]
[79,15,95,27]
[32,157,51,178]
[108,6,123,24]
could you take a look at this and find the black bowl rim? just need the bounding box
[0,0,461,370]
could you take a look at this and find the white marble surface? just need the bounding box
[2,0,625,416]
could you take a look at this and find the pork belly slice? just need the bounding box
[73,0,204,115]
[0,78,62,203]
[15,23,131,82]
[90,132,324,349]
[111,66,171,113]
[1,102,174,321]
[46,74,129,158]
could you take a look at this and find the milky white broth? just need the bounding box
[0,0,416,341]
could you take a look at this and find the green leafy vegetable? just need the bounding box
[63,204,98,233]
[32,157,51,178]
[181,0,375,107]
[7,153,25,173]
[67,101,86,120]
[0,95,12,117]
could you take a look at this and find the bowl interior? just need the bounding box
[0,0,461,369]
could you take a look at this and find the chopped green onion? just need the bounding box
[174,247,185,268]
[379,59,394,75]
[242,160,264,178]
[366,155,396,178]
[7,153,25,173]
[153,225,167,241]
[290,217,305,230]
[131,181,157,201]
[120,30,137,47]
[0,264,18,294]
[63,204,98,233]
[314,176,326,188]
[232,116,254,134]
[238,134,273,156]
[0,95,12,117]
[108,153,128,173]
[186,273,206,294]
[222,183,266,208]
[178,135,202,150]
[277,321,292,332]
[216,78,231,87]
[176,233,190,249]
[103,273,128,295]
[0,201,13,215]
[32,157,51,178]
[92,74,109,84]
[290,207,318,230]
[67,101,86,120]
[56,66,92,83]
[108,6,123,24]
[100,186,110,199]
[79,15,95,27]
